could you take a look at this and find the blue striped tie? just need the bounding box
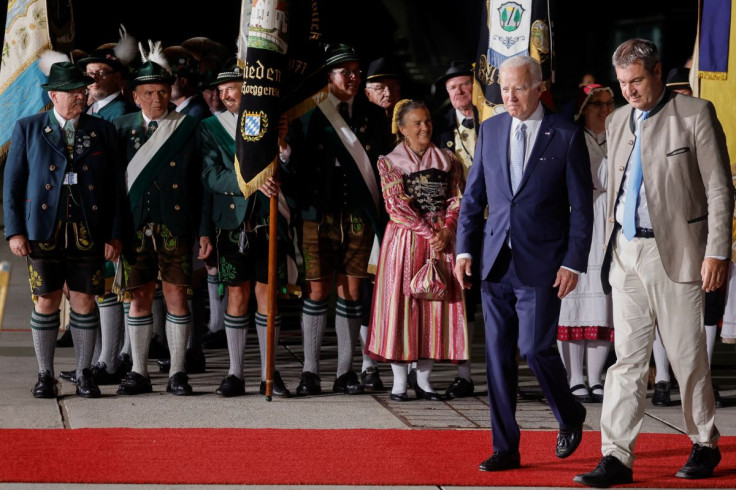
[510,123,526,194]
[622,111,650,240]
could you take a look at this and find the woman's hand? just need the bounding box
[429,228,452,254]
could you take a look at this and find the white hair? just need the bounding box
[499,55,542,85]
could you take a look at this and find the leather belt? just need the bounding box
[635,227,655,238]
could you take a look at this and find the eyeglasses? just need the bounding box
[86,70,113,79]
[587,101,614,108]
[332,68,362,79]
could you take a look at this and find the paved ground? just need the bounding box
[1,242,735,489]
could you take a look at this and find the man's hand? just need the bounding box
[454,257,473,290]
[553,267,579,299]
[258,176,281,198]
[198,236,213,260]
[8,235,30,257]
[429,228,452,254]
[104,239,122,261]
[701,257,728,292]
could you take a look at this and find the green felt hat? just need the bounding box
[131,60,175,87]
[40,61,93,91]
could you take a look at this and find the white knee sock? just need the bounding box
[705,324,717,366]
[359,324,375,373]
[120,302,131,357]
[586,339,610,388]
[98,294,123,373]
[558,339,586,389]
[207,273,226,333]
[416,359,435,392]
[391,363,408,395]
[128,313,153,376]
[652,331,670,383]
[165,312,192,376]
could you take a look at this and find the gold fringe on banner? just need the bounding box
[235,156,277,199]
[699,71,728,80]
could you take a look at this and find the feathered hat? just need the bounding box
[131,40,175,87]
[78,25,137,74]
[38,50,93,91]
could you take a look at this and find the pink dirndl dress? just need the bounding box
[367,142,469,363]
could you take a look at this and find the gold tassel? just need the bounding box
[699,71,728,81]
[235,157,278,199]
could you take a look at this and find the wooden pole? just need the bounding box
[265,159,279,401]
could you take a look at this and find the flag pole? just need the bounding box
[265,157,280,401]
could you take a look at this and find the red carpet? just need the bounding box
[0,429,734,487]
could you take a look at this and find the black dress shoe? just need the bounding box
[361,366,385,390]
[59,369,77,384]
[652,381,672,406]
[215,374,245,397]
[414,385,443,401]
[201,329,227,349]
[589,384,604,403]
[675,444,721,479]
[259,371,291,397]
[186,348,206,374]
[157,357,171,373]
[167,371,194,396]
[75,368,101,398]
[556,424,584,458]
[479,451,521,472]
[446,377,474,398]
[333,371,364,395]
[91,363,122,385]
[296,371,322,396]
[117,371,153,395]
[574,455,633,487]
[56,327,73,347]
[389,392,409,402]
[32,370,58,398]
[570,383,592,403]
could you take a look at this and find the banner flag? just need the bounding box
[0,0,51,162]
[234,0,326,200]
[473,0,553,122]
[699,0,731,80]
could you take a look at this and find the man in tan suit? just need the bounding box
[575,39,733,487]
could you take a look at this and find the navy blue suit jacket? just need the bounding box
[456,109,593,287]
[3,111,125,245]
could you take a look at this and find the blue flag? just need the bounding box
[0,0,51,161]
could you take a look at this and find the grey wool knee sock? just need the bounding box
[256,312,281,380]
[301,299,328,375]
[335,298,361,378]
[225,313,249,378]
[166,312,192,376]
[70,309,99,378]
[128,313,153,376]
[31,310,60,374]
[98,294,123,372]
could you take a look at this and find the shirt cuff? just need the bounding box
[561,266,580,275]
[456,253,472,261]
[706,255,727,261]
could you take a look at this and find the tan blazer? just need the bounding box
[601,90,733,292]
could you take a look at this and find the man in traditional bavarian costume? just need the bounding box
[57,26,139,387]
[432,60,481,399]
[114,42,212,396]
[289,44,390,396]
[3,52,125,398]
[200,60,293,397]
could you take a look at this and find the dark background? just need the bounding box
[1,0,699,110]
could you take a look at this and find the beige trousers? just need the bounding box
[601,230,719,468]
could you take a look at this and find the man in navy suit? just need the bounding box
[3,55,125,399]
[455,56,593,471]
